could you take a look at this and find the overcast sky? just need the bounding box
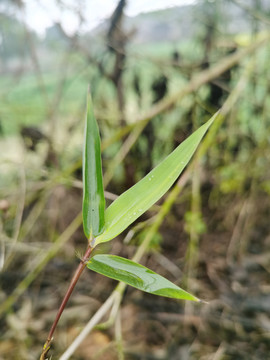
[23,0,197,35]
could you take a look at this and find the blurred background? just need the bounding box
[0,0,270,359]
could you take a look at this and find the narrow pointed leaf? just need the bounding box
[95,112,218,245]
[82,91,105,239]
[87,254,200,301]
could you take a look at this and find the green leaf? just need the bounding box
[94,112,218,245]
[82,90,105,239]
[87,254,199,301]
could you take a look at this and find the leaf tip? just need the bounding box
[198,298,209,304]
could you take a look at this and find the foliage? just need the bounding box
[83,94,216,300]
[82,91,105,239]
[87,254,199,301]
[1,2,270,359]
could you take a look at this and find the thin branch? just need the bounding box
[40,244,93,360]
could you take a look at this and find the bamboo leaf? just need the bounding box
[87,254,200,301]
[94,112,218,246]
[82,90,105,239]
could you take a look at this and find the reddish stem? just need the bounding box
[40,245,93,359]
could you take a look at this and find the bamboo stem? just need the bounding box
[40,244,93,360]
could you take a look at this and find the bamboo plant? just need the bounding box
[40,90,218,359]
